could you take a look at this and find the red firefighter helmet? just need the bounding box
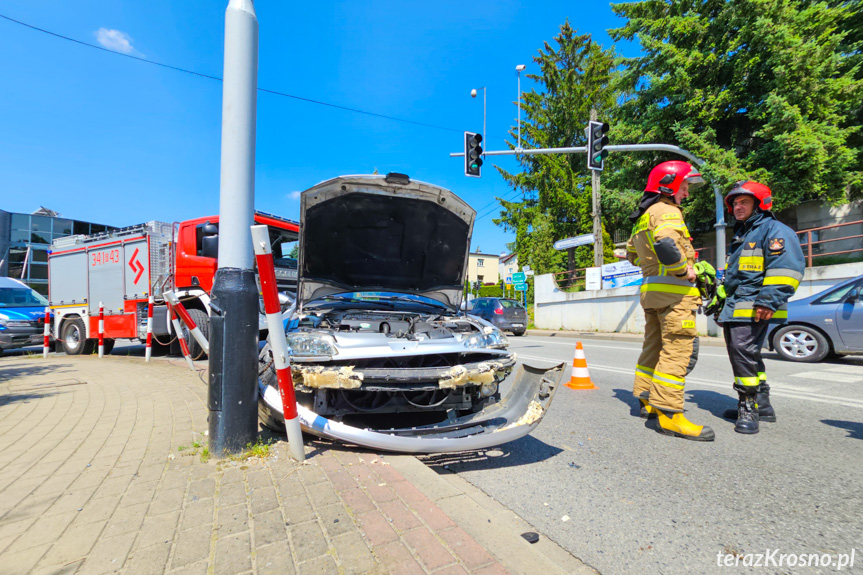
[724,181,773,212]
[645,161,705,195]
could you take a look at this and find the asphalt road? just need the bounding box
[420,335,863,575]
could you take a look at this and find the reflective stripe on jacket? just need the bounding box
[719,211,805,324]
[626,197,699,309]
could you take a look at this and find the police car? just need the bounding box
[0,277,51,356]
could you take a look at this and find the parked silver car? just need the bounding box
[766,274,863,362]
[257,174,564,452]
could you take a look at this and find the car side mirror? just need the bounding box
[847,288,859,304]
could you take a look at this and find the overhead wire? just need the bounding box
[0,13,462,134]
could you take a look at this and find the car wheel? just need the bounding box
[772,325,830,363]
[181,308,209,360]
[61,318,95,355]
[512,329,526,336]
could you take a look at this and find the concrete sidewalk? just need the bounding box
[0,354,595,575]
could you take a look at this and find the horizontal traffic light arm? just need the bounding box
[450,143,705,163]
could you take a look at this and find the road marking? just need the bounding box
[515,338,728,357]
[791,371,862,384]
[518,353,863,410]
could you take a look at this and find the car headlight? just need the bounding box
[462,327,509,350]
[286,333,338,357]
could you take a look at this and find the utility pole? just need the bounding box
[209,0,260,455]
[590,109,604,268]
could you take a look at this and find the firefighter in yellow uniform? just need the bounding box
[625,161,714,441]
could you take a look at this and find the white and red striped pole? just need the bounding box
[163,291,209,354]
[251,224,304,461]
[98,302,105,358]
[145,295,154,362]
[169,303,196,371]
[42,307,50,358]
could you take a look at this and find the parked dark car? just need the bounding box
[470,297,528,336]
[766,274,863,362]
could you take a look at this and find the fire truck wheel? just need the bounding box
[102,339,115,355]
[183,308,210,360]
[61,318,95,355]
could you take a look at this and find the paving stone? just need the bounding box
[307,483,342,508]
[36,520,105,567]
[180,497,215,531]
[136,510,180,548]
[166,559,208,575]
[378,499,422,533]
[473,563,511,575]
[246,470,272,490]
[46,487,97,516]
[0,543,52,574]
[282,494,316,526]
[255,541,296,575]
[403,526,456,571]
[119,479,159,507]
[105,501,149,535]
[216,503,249,538]
[355,511,398,546]
[438,527,496,570]
[289,521,329,563]
[434,565,471,575]
[188,478,216,501]
[275,474,305,498]
[249,486,280,515]
[297,554,339,575]
[213,531,252,575]
[375,540,425,575]
[218,481,247,508]
[316,503,355,538]
[18,510,77,551]
[122,541,172,575]
[149,487,185,516]
[76,530,136,575]
[171,524,212,569]
[412,498,456,532]
[220,468,244,485]
[362,481,398,505]
[339,487,375,515]
[330,530,378,575]
[322,468,357,492]
[252,509,288,548]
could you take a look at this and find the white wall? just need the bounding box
[534,262,863,336]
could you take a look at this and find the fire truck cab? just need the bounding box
[48,212,298,358]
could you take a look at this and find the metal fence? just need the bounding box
[797,219,863,267]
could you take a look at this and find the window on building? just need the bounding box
[29,264,48,280]
[11,214,29,230]
[478,275,484,283]
[477,259,484,267]
[54,218,73,237]
[7,248,27,279]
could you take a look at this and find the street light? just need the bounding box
[470,87,486,159]
[516,64,526,152]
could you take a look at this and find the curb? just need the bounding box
[386,455,599,575]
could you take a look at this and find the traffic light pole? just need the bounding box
[209,0,260,456]
[450,142,728,269]
[589,110,604,267]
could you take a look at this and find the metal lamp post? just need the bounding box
[516,65,525,152]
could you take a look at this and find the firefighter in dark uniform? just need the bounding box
[626,161,714,441]
[717,181,805,434]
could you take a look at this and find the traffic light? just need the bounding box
[464,132,483,177]
[587,121,610,171]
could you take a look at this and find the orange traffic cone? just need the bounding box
[565,341,598,390]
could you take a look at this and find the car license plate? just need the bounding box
[512,323,523,328]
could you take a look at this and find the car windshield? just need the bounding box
[307,292,449,311]
[500,299,524,309]
[0,287,49,308]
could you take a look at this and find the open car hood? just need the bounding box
[258,361,565,454]
[298,175,475,311]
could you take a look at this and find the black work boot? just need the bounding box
[723,383,776,422]
[734,393,759,434]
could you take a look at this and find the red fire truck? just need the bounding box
[48,212,298,358]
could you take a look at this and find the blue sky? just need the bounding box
[0,1,633,256]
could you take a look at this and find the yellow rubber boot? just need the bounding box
[655,409,715,442]
[639,399,657,419]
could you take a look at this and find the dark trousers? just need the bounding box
[723,322,771,390]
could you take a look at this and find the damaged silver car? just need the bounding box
[257,174,565,453]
